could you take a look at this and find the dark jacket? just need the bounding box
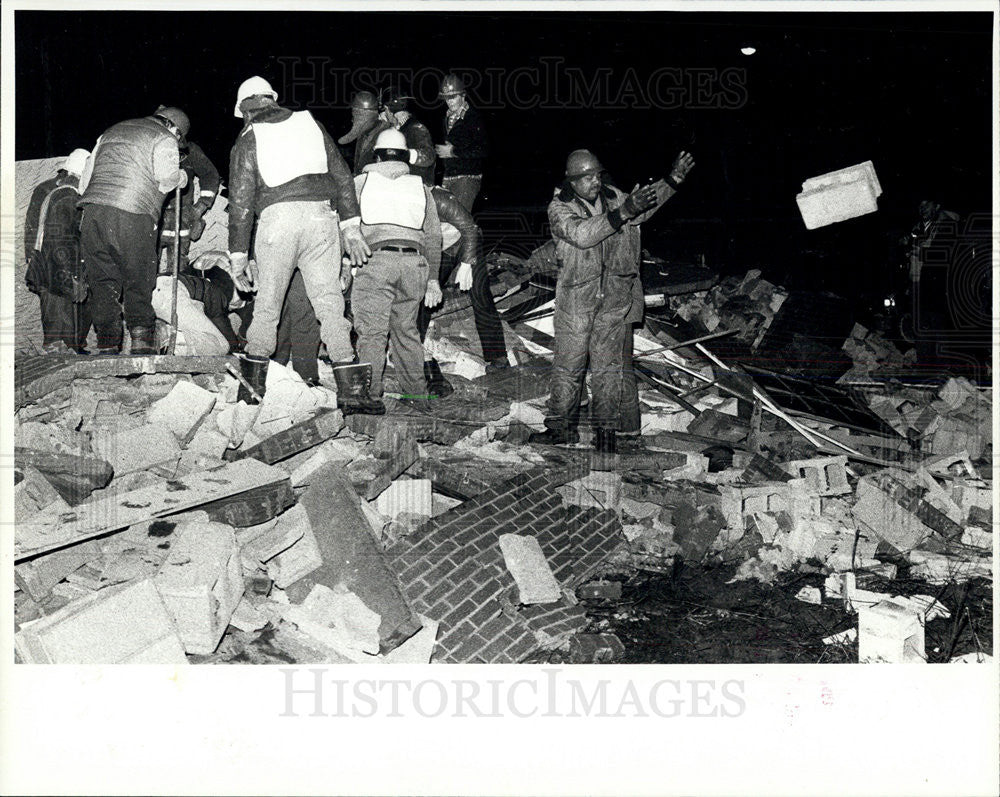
[442,104,487,178]
[25,177,84,298]
[432,186,480,265]
[228,104,361,253]
[162,140,222,230]
[24,175,61,264]
[400,115,436,186]
[79,116,184,218]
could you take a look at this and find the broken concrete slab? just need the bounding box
[147,379,218,444]
[15,447,114,505]
[154,520,244,656]
[14,578,188,664]
[375,478,433,520]
[558,471,623,514]
[14,539,102,601]
[499,534,562,605]
[288,461,423,653]
[783,455,851,496]
[14,465,72,520]
[907,548,992,584]
[853,472,963,553]
[285,583,382,660]
[16,458,292,561]
[266,505,323,589]
[91,421,181,477]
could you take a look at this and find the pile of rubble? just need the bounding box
[12,281,993,664]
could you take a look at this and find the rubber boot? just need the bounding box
[616,432,645,455]
[238,353,269,405]
[424,358,453,398]
[591,428,617,471]
[332,361,386,415]
[527,425,580,446]
[128,325,157,355]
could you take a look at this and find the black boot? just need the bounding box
[616,432,644,455]
[238,353,269,405]
[128,325,157,355]
[527,425,580,446]
[423,358,453,398]
[332,362,386,415]
[591,428,617,471]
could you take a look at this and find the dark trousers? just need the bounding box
[274,270,322,382]
[80,204,158,348]
[417,254,506,364]
[442,175,482,213]
[39,288,92,351]
[619,324,640,434]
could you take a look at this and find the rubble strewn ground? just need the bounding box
[12,262,993,665]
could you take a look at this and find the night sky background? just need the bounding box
[15,10,995,308]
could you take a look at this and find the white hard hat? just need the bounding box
[62,148,90,177]
[373,128,408,151]
[234,76,278,118]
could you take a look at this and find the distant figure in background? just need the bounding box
[529,147,694,461]
[338,90,389,176]
[158,135,221,270]
[379,85,436,186]
[24,148,92,352]
[78,105,190,354]
[436,73,488,212]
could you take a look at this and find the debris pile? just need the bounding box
[12,265,992,664]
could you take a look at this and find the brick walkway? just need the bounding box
[386,464,624,662]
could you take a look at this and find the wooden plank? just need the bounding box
[225,407,344,465]
[15,458,291,561]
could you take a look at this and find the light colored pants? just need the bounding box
[246,201,354,362]
[351,250,428,397]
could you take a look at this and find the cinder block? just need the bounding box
[853,473,958,552]
[557,471,623,514]
[499,534,561,604]
[784,455,851,496]
[718,483,791,529]
[375,478,433,519]
[858,600,925,664]
[922,451,979,480]
[147,379,218,444]
[796,160,882,229]
[154,520,244,655]
[14,579,188,664]
[91,421,181,477]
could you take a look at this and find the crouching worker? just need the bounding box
[351,128,443,405]
[530,148,694,463]
[227,75,381,412]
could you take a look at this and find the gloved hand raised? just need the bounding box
[669,150,696,185]
[622,183,658,218]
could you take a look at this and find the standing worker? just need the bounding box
[78,106,191,354]
[351,128,443,404]
[529,148,695,461]
[436,74,488,212]
[338,90,389,176]
[158,135,221,270]
[378,85,436,186]
[24,148,92,352]
[226,75,381,412]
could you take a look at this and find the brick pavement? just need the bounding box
[385,464,624,662]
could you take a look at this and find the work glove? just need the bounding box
[435,143,455,159]
[622,183,658,218]
[228,251,255,292]
[69,275,89,304]
[191,250,230,272]
[669,150,696,185]
[454,262,473,291]
[176,170,189,191]
[424,279,443,308]
[189,214,206,242]
[342,223,371,267]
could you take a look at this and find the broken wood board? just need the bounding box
[225,407,344,465]
[15,458,291,562]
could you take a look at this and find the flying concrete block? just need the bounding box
[796,160,882,229]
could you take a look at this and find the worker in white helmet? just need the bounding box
[350,128,444,405]
[24,148,92,352]
[227,75,382,414]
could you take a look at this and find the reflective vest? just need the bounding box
[358,172,427,230]
[252,111,327,188]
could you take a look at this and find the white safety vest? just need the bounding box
[252,111,327,188]
[357,172,427,230]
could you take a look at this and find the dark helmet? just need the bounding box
[379,85,413,113]
[350,90,379,112]
[565,149,604,180]
[154,105,190,138]
[439,73,466,99]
